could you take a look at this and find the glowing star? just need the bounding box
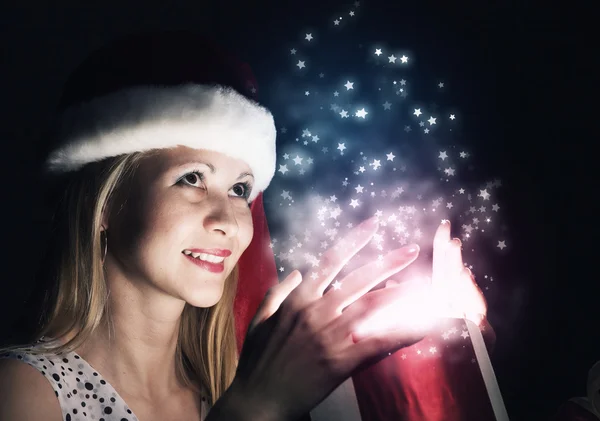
[332,280,342,290]
[383,101,392,110]
[400,55,409,63]
[337,143,347,153]
[354,184,364,193]
[375,48,382,56]
[438,82,444,88]
[339,110,349,118]
[414,108,422,117]
[461,330,470,339]
[371,159,381,170]
[497,241,507,250]
[386,152,395,161]
[305,33,313,41]
[296,60,306,69]
[281,190,291,200]
[428,116,437,125]
[450,114,456,120]
[492,204,500,212]
[349,199,360,208]
[293,156,303,165]
[388,54,397,63]
[290,48,297,55]
[278,164,289,175]
[334,19,340,25]
[479,189,491,200]
[439,151,448,160]
[344,81,354,90]
[355,108,368,118]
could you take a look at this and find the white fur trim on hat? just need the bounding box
[46,84,277,202]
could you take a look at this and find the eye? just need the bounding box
[179,170,252,201]
[179,170,204,188]
[230,182,252,200]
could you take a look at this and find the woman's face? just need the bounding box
[103,146,254,307]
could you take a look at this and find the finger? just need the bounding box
[340,286,437,373]
[295,216,380,299]
[446,238,464,277]
[460,267,487,323]
[322,244,420,314]
[327,278,419,342]
[246,270,303,335]
[385,279,401,288]
[432,220,451,285]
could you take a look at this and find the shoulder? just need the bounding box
[0,355,63,421]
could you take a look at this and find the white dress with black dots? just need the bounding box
[0,338,208,421]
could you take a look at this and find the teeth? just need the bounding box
[183,250,225,264]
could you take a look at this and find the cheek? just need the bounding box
[238,211,254,249]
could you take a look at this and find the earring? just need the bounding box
[100,227,108,264]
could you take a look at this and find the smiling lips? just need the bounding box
[182,248,231,264]
[183,249,231,273]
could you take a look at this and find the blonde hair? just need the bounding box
[0,151,239,406]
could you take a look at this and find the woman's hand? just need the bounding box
[230,216,428,421]
[432,220,488,326]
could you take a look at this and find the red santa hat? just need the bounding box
[40,29,279,354]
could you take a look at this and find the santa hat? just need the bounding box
[43,29,276,204]
[39,30,280,355]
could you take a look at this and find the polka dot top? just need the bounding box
[0,337,209,421]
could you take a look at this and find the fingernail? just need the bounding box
[405,244,420,254]
[453,238,462,247]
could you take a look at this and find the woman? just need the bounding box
[0,30,487,421]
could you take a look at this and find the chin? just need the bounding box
[184,288,225,308]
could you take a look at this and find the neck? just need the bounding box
[77,316,185,401]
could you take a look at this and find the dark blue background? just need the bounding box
[0,2,590,420]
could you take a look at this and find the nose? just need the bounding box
[202,196,240,237]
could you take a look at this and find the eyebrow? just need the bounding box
[178,161,254,181]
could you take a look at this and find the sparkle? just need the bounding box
[355,108,368,118]
[266,6,508,357]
